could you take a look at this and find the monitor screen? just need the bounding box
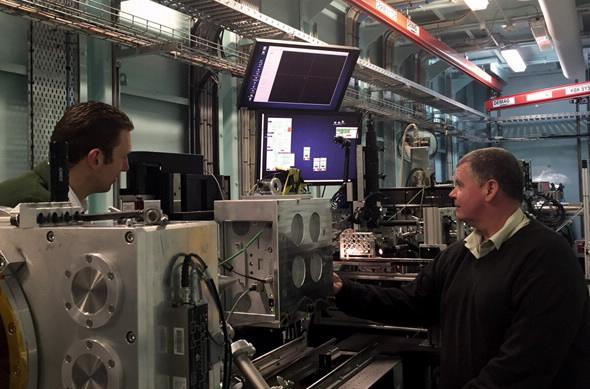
[259,111,361,184]
[240,39,360,111]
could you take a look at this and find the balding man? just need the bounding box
[334,147,590,388]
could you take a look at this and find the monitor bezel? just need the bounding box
[239,39,360,112]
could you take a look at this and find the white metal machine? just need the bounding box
[215,198,333,328]
[0,204,222,389]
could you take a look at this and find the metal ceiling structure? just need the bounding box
[0,0,248,75]
[384,0,590,76]
[3,0,587,126]
[0,0,492,127]
[152,0,489,121]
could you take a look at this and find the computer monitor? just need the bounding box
[240,39,360,111]
[259,111,361,184]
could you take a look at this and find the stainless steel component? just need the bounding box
[422,207,443,245]
[13,202,83,228]
[232,339,271,389]
[338,358,403,389]
[62,253,121,329]
[340,229,376,259]
[307,342,380,389]
[62,338,122,389]
[253,336,309,379]
[215,198,333,328]
[0,221,222,388]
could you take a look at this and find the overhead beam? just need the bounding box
[485,81,590,111]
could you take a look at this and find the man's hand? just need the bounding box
[333,272,343,294]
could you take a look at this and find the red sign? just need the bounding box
[346,0,503,92]
[485,81,590,111]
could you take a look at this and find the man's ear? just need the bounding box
[86,148,103,168]
[483,179,500,202]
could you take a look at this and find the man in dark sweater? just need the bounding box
[334,147,590,388]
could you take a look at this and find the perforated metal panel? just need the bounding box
[30,19,79,167]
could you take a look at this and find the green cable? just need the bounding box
[218,229,264,267]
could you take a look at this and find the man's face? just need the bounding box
[449,162,486,224]
[95,130,131,193]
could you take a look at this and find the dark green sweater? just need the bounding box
[0,162,50,207]
[336,219,590,389]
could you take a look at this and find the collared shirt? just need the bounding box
[464,208,530,259]
[68,187,88,212]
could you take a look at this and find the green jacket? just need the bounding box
[0,162,51,207]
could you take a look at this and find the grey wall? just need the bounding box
[0,13,29,181]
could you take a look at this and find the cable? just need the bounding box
[184,253,232,389]
[384,187,426,222]
[210,174,226,201]
[222,265,268,283]
[226,287,253,323]
[218,229,264,267]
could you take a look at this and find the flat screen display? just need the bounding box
[240,39,360,111]
[259,111,361,184]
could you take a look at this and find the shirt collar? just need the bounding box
[68,187,88,212]
[464,208,529,259]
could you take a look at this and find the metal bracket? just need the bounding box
[0,248,26,276]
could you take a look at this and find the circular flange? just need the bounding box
[63,253,121,329]
[0,276,38,389]
[291,256,306,288]
[291,214,304,246]
[62,338,122,389]
[309,253,324,282]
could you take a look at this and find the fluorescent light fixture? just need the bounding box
[500,49,527,72]
[464,0,489,11]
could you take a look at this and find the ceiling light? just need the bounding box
[464,0,489,11]
[500,49,527,72]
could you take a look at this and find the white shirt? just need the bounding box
[68,187,88,212]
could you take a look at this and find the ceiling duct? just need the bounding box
[538,0,586,81]
[529,18,553,52]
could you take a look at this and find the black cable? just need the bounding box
[222,264,268,283]
[181,255,192,288]
[186,253,232,389]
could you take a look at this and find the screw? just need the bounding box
[125,231,135,244]
[86,319,93,328]
[7,322,15,335]
[46,231,55,242]
[0,255,6,270]
[86,255,92,263]
[65,302,71,310]
[64,270,71,278]
[126,331,136,344]
[86,341,93,349]
[64,355,72,363]
[107,272,114,280]
[108,360,115,368]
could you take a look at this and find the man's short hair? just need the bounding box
[458,147,523,202]
[51,101,134,165]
